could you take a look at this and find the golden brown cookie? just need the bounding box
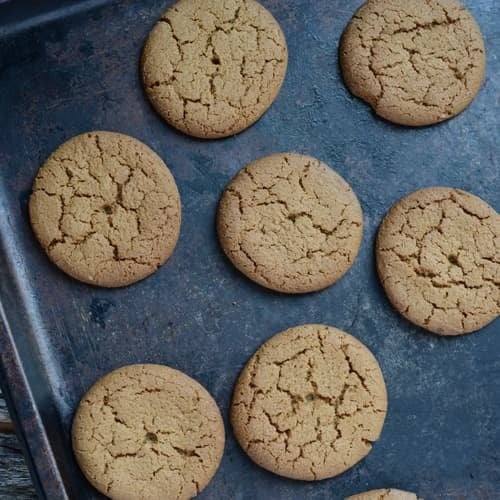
[340,0,486,126]
[377,187,499,335]
[141,0,288,139]
[72,364,225,500]
[231,324,388,480]
[346,489,420,500]
[217,153,363,293]
[29,131,181,287]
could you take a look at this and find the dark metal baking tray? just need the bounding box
[0,0,498,498]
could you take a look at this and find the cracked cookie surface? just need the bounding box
[29,131,181,287]
[377,187,499,335]
[231,325,387,480]
[340,0,486,126]
[72,364,225,500]
[141,0,288,138]
[217,153,363,293]
[346,489,419,500]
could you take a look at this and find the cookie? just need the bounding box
[29,131,181,287]
[377,187,499,335]
[72,364,225,500]
[141,0,288,139]
[340,0,486,126]
[346,489,419,500]
[231,324,387,480]
[217,153,363,293]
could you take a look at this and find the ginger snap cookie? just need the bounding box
[29,131,181,287]
[72,364,225,500]
[346,489,420,500]
[217,153,363,293]
[231,324,387,480]
[377,187,499,335]
[141,0,288,139]
[340,0,486,126]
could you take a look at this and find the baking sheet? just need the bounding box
[0,0,498,498]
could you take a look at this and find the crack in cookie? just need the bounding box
[376,187,499,335]
[340,0,486,126]
[231,325,387,481]
[29,131,181,287]
[217,153,363,293]
[141,0,288,138]
[72,364,224,500]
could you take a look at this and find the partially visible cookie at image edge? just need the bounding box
[340,0,486,126]
[142,0,288,138]
[376,187,499,335]
[346,488,421,500]
[72,364,225,499]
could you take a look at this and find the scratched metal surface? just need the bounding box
[0,0,499,499]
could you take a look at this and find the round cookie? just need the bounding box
[72,364,225,500]
[141,0,288,139]
[231,324,388,481]
[29,131,181,287]
[377,187,499,335]
[340,0,486,126]
[217,153,363,293]
[346,489,419,500]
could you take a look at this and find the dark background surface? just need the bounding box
[0,0,499,498]
[0,390,36,499]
